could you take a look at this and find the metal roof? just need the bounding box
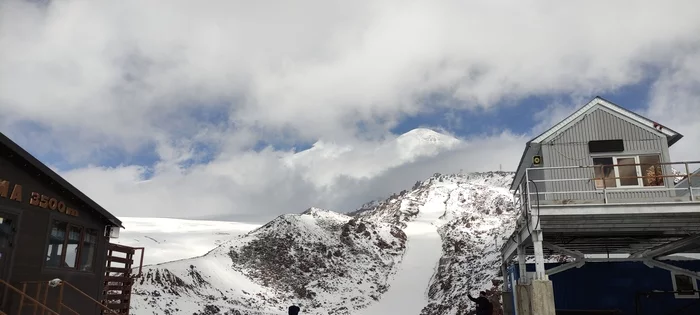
[0,131,124,228]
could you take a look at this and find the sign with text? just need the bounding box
[0,179,79,217]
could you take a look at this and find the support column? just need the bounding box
[517,244,527,284]
[501,263,508,283]
[529,279,556,315]
[515,283,531,315]
[532,229,546,280]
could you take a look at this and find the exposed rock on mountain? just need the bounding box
[132,208,406,315]
[130,172,520,315]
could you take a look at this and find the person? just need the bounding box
[288,305,300,315]
[467,291,493,315]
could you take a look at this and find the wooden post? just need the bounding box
[41,283,49,315]
[18,283,27,315]
[33,283,41,315]
[56,284,64,313]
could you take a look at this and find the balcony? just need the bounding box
[502,161,700,262]
[514,160,700,213]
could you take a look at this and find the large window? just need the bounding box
[592,154,664,189]
[671,272,699,299]
[46,220,98,272]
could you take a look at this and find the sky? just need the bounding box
[1,0,700,223]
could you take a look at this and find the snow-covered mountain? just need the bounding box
[125,171,521,315]
[131,209,406,315]
[352,172,518,315]
[114,218,260,266]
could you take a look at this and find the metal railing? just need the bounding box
[512,161,700,216]
[0,279,59,315]
[19,280,121,315]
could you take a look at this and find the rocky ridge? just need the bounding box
[130,171,524,315]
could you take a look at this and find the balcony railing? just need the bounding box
[512,161,700,216]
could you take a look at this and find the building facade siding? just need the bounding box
[536,107,673,202]
[0,149,109,315]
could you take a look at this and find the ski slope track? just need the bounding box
[126,172,569,315]
[358,187,448,315]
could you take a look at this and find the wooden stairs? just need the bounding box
[101,243,144,315]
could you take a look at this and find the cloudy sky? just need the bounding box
[1,0,699,223]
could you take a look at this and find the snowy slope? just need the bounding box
[129,172,525,315]
[351,172,520,315]
[357,187,447,315]
[130,208,406,315]
[114,217,260,266]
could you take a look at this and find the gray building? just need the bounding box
[501,96,700,315]
[510,96,693,206]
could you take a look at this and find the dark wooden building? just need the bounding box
[0,132,143,315]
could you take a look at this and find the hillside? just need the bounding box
[114,217,260,266]
[128,171,519,315]
[352,172,517,314]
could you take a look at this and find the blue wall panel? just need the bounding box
[507,261,700,315]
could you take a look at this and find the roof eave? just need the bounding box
[0,132,123,228]
[509,141,535,191]
[668,133,683,147]
[111,219,125,229]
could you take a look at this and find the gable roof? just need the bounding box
[510,96,684,191]
[0,131,123,228]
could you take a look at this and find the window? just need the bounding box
[671,272,699,299]
[0,215,15,249]
[79,230,98,272]
[640,155,664,187]
[592,154,664,189]
[45,220,98,272]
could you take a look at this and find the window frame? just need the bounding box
[591,153,665,190]
[44,219,99,273]
[671,271,699,299]
[612,156,643,188]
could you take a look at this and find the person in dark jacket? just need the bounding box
[467,291,492,315]
[288,305,300,315]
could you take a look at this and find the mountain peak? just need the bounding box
[301,206,330,214]
[300,207,349,221]
[396,128,460,149]
[397,128,457,142]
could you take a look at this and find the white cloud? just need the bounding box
[2,0,700,153]
[647,49,700,169]
[2,0,700,221]
[59,130,525,221]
